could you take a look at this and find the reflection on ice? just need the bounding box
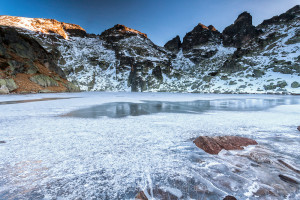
[63,98,300,118]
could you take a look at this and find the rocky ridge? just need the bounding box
[0,5,299,94]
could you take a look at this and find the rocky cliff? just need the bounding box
[0,5,299,94]
[0,23,80,94]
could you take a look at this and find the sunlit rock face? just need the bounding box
[0,15,86,39]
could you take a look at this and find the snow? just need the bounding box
[0,92,300,199]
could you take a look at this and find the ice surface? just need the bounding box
[0,92,300,199]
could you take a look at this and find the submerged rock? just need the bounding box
[193,136,258,154]
[136,188,180,200]
[0,141,6,143]
[223,195,237,200]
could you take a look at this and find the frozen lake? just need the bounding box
[0,92,300,199]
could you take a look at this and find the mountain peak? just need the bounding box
[0,15,86,39]
[164,35,181,53]
[234,11,252,25]
[102,24,147,38]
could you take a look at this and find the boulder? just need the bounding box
[0,79,18,92]
[193,136,258,154]
[297,126,300,132]
[0,85,9,94]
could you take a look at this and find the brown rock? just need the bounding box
[297,126,300,131]
[193,136,258,155]
[223,196,237,200]
[135,188,179,200]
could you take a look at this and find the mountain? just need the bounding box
[0,5,299,94]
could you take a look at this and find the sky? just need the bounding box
[0,0,299,46]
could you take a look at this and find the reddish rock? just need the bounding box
[193,136,258,155]
[223,196,237,200]
[136,188,179,200]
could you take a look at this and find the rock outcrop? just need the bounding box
[0,26,79,94]
[222,12,261,47]
[182,23,221,51]
[193,136,258,154]
[164,35,181,53]
[297,126,300,131]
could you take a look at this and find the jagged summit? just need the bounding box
[164,35,181,53]
[182,22,221,51]
[0,15,86,39]
[234,12,253,25]
[222,11,260,47]
[101,24,147,39]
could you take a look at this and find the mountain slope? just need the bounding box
[0,5,299,94]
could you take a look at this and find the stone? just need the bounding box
[0,141,6,143]
[0,79,18,91]
[223,196,237,200]
[0,85,9,94]
[297,126,300,132]
[193,136,258,155]
[30,74,58,87]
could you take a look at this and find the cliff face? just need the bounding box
[0,26,79,94]
[0,5,299,94]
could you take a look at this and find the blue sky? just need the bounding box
[0,0,299,46]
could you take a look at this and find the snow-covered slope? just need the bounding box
[0,5,299,94]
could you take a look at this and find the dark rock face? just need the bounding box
[222,48,251,72]
[0,26,65,78]
[182,23,221,51]
[164,35,181,53]
[223,12,261,47]
[0,26,79,93]
[259,5,300,26]
[193,136,258,154]
[297,126,300,131]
